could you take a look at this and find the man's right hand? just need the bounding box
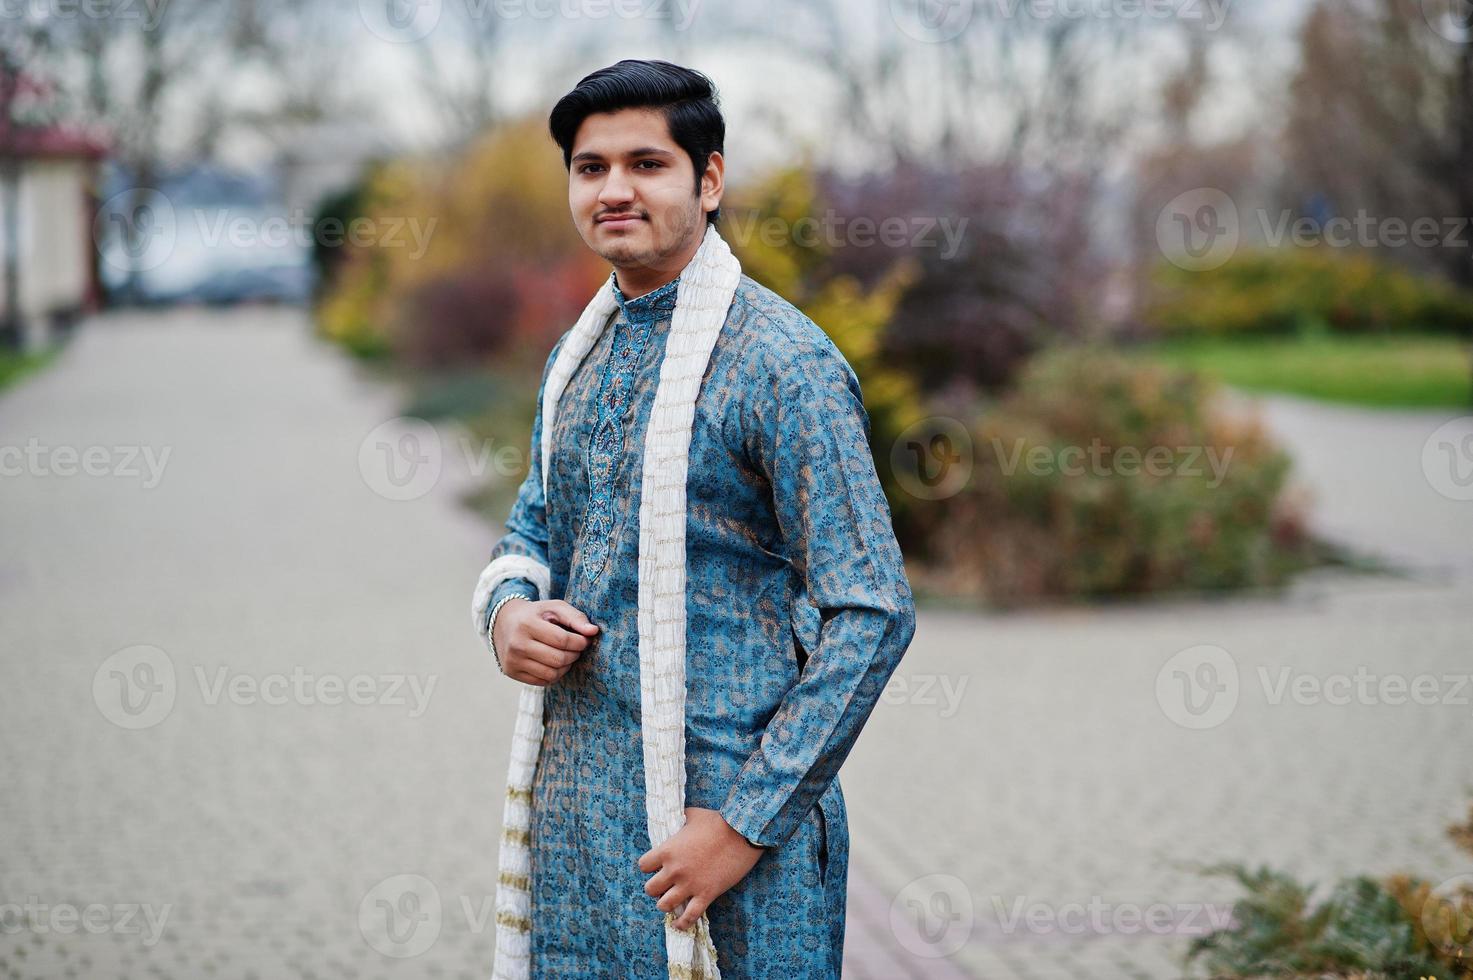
[492,598,600,686]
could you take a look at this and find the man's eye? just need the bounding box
[580,164,604,174]
[636,160,662,169]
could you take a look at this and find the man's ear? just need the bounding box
[700,151,725,216]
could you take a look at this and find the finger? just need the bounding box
[656,883,689,915]
[526,617,592,654]
[642,867,675,898]
[675,894,710,932]
[513,660,558,685]
[637,849,660,873]
[545,600,600,635]
[521,641,583,674]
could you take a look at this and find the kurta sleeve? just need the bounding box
[481,335,566,634]
[718,342,918,848]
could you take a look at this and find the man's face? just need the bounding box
[567,107,719,277]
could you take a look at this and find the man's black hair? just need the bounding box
[549,59,724,226]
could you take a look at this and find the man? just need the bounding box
[471,58,916,979]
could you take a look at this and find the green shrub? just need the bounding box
[1184,803,1473,979]
[1146,247,1473,338]
[913,345,1308,604]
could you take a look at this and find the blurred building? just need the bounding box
[0,124,106,350]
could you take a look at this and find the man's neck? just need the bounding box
[613,266,679,300]
[612,232,704,298]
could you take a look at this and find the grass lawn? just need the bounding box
[0,347,57,394]
[1134,333,1473,408]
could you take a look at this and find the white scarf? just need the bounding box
[471,223,741,979]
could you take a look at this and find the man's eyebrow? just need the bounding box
[571,146,678,164]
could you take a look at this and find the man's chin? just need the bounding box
[593,243,644,266]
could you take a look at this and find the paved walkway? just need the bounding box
[2,310,1471,979]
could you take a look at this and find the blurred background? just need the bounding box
[3,0,1473,978]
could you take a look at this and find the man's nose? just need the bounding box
[598,167,636,208]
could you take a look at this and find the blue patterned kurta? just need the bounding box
[484,268,916,978]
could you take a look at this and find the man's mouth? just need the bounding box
[597,213,644,228]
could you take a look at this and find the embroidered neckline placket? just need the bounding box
[579,274,683,582]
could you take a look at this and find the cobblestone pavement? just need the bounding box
[3,310,1471,980]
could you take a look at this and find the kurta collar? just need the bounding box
[611,271,681,323]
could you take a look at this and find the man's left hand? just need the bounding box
[637,806,765,931]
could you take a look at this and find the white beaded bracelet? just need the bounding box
[486,592,531,673]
